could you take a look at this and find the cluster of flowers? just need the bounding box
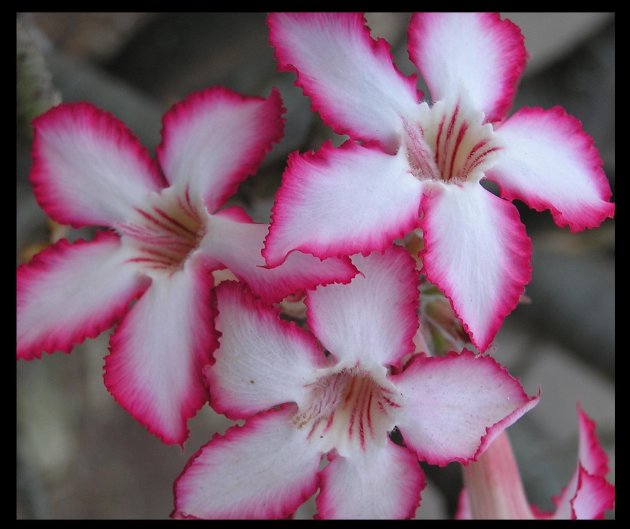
[17,13,614,519]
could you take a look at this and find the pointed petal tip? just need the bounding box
[570,465,615,519]
[103,267,216,445]
[392,350,538,467]
[31,102,164,228]
[408,12,526,121]
[158,86,285,213]
[174,405,320,519]
[268,12,420,150]
[490,105,614,232]
[17,231,149,361]
[473,384,540,462]
[576,404,611,478]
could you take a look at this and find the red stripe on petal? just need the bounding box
[408,13,526,122]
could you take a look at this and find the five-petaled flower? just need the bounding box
[173,247,539,519]
[263,12,615,351]
[17,87,356,445]
[457,405,615,519]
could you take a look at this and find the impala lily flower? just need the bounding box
[17,87,356,445]
[174,248,539,519]
[457,405,615,519]
[263,12,615,351]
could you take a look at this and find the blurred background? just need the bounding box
[16,12,614,519]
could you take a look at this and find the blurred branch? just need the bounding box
[17,429,49,519]
[16,14,62,140]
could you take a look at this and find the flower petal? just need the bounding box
[203,210,357,304]
[407,12,526,122]
[390,351,539,466]
[455,489,472,520]
[173,405,321,519]
[104,259,216,445]
[31,103,164,228]
[17,232,149,360]
[214,205,255,223]
[306,247,419,368]
[157,87,284,213]
[576,404,610,477]
[420,182,532,352]
[488,106,615,231]
[316,438,425,519]
[268,12,420,151]
[460,432,537,519]
[263,141,423,267]
[206,282,328,420]
[570,466,615,520]
[551,405,614,519]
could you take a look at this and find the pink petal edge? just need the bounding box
[268,12,420,150]
[491,106,614,232]
[395,350,540,467]
[407,12,526,122]
[214,205,254,224]
[103,263,217,445]
[17,231,150,360]
[576,403,610,477]
[205,281,328,421]
[419,186,532,352]
[304,247,420,369]
[172,404,321,519]
[30,102,164,228]
[157,86,285,213]
[263,140,422,268]
[314,439,425,519]
[204,213,358,304]
[570,465,615,520]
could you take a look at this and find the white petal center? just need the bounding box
[117,186,206,275]
[403,100,502,184]
[293,365,400,456]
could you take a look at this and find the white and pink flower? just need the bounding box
[457,405,615,519]
[17,87,356,445]
[173,248,539,519]
[263,12,615,352]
